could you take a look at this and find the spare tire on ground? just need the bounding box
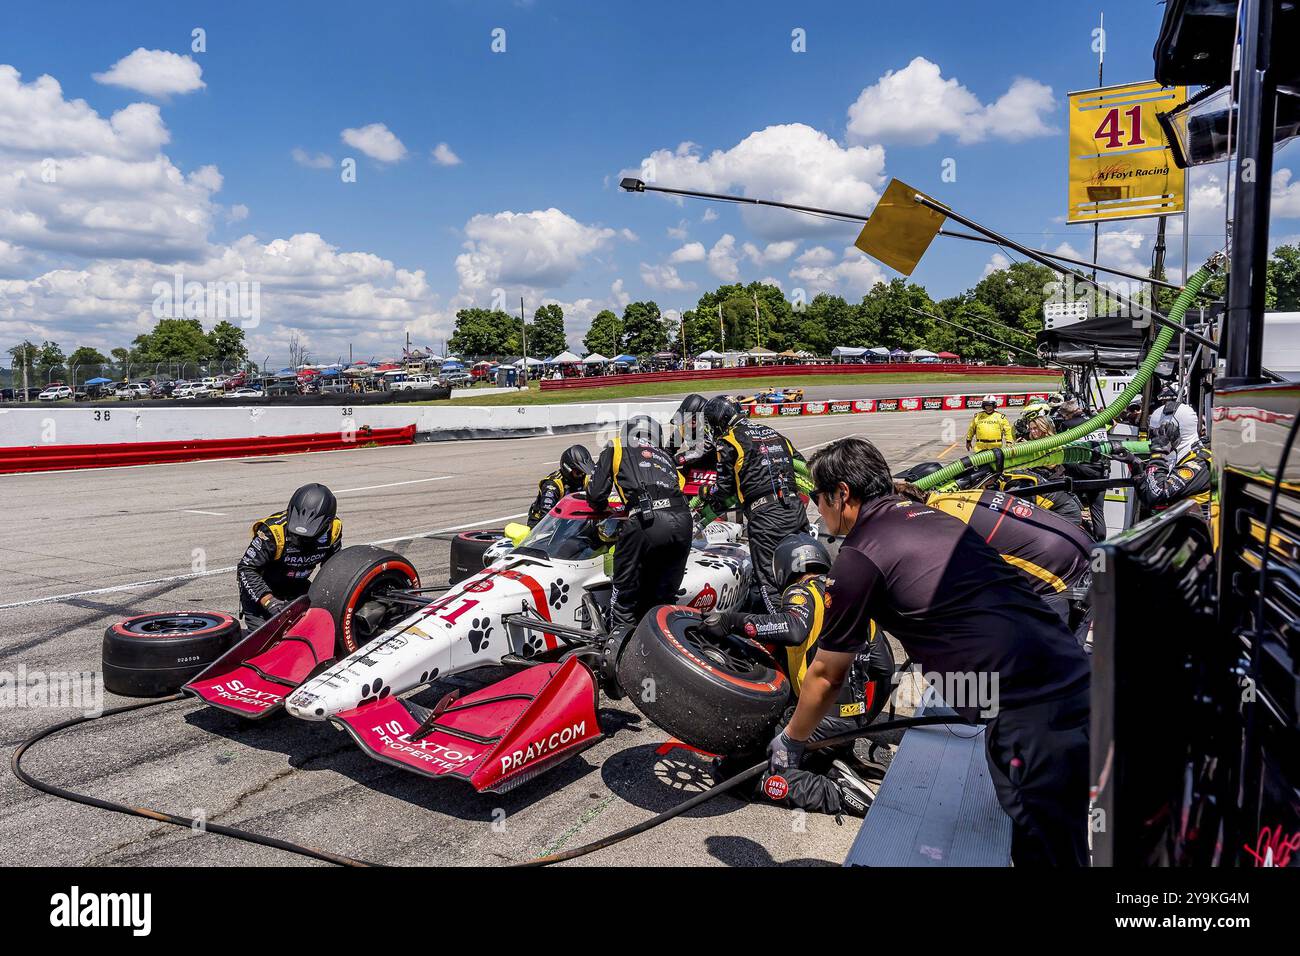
[308,545,420,656]
[617,605,791,755]
[103,612,240,697]
[449,530,505,584]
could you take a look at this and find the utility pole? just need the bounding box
[1092,10,1104,283]
[520,297,529,385]
[718,303,725,352]
[752,291,762,350]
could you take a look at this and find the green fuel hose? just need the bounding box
[912,254,1224,493]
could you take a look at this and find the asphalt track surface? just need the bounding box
[1,409,962,867]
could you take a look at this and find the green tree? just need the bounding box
[131,319,213,364]
[528,303,569,357]
[448,308,519,357]
[621,300,668,355]
[971,261,1055,339]
[208,320,249,365]
[584,309,623,356]
[860,279,937,351]
[67,346,109,384]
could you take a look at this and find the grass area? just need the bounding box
[411,371,1062,406]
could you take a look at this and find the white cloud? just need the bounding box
[292,147,333,169]
[701,209,718,223]
[431,142,462,166]
[982,252,1011,278]
[743,240,798,265]
[341,123,407,163]
[630,124,886,240]
[1273,168,1300,218]
[0,67,216,261]
[667,219,689,240]
[93,48,205,97]
[796,246,836,266]
[227,203,249,223]
[846,57,1055,145]
[639,262,695,291]
[454,207,618,294]
[789,246,885,296]
[668,241,706,264]
[707,234,740,282]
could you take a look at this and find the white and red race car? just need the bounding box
[184,494,766,793]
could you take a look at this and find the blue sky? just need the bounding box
[2,0,1297,362]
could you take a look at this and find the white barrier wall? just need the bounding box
[0,401,681,447]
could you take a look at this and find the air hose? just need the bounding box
[912,254,1224,493]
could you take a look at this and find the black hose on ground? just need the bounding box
[515,713,958,867]
[10,694,380,868]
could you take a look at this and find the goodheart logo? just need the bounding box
[688,583,718,611]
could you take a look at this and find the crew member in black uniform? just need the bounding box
[527,444,594,526]
[237,483,342,630]
[668,393,715,471]
[587,416,694,630]
[1056,397,1108,540]
[1117,418,1215,519]
[701,396,809,612]
[771,437,1091,866]
[700,533,893,816]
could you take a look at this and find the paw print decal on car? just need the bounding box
[468,618,492,653]
[549,580,570,609]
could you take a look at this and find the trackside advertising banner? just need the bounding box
[742,393,1051,416]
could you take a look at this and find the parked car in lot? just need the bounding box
[222,387,263,399]
[171,382,212,399]
[439,370,471,388]
[38,385,73,401]
[391,374,437,391]
[115,383,151,400]
[263,381,300,397]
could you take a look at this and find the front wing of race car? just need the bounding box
[330,655,602,793]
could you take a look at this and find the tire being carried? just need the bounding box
[103,612,240,697]
[618,605,791,755]
[449,530,505,584]
[309,546,420,656]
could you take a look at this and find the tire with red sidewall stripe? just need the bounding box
[308,545,420,656]
[449,530,506,584]
[618,605,791,755]
[102,612,240,697]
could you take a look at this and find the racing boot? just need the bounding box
[597,623,632,700]
[827,759,875,818]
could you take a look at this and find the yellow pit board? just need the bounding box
[1068,80,1185,224]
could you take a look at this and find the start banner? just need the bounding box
[736,393,1041,417]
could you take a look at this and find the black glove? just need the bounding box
[263,597,290,617]
[699,611,736,639]
[767,729,807,774]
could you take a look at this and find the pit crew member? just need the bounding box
[700,533,891,817]
[773,437,1091,866]
[237,483,342,630]
[1115,418,1215,520]
[527,444,594,526]
[701,396,809,612]
[587,415,694,631]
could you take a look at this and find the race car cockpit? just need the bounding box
[509,494,622,561]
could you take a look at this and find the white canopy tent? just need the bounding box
[582,353,610,364]
[514,356,545,367]
[547,350,582,364]
[696,349,725,360]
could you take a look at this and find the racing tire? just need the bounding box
[308,546,420,656]
[618,605,791,755]
[449,529,505,584]
[102,612,240,697]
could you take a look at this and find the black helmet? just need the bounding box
[559,445,594,486]
[675,393,708,417]
[893,460,943,482]
[622,415,662,447]
[1151,417,1182,453]
[703,396,742,432]
[286,483,337,538]
[772,534,832,592]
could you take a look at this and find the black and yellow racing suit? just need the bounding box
[712,574,895,815]
[704,419,809,612]
[925,488,1092,628]
[527,470,570,527]
[237,511,342,625]
[587,436,693,630]
[1130,443,1215,519]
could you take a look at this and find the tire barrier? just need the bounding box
[0,424,417,474]
[539,362,1057,391]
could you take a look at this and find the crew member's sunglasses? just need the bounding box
[810,488,835,506]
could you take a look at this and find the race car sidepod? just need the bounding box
[329,654,602,793]
[183,599,334,719]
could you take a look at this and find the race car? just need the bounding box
[182,493,760,793]
[730,387,805,406]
